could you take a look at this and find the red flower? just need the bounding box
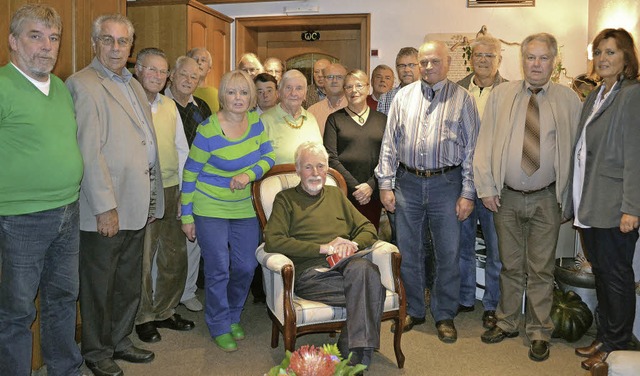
[288,345,336,376]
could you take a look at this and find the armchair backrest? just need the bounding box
[252,163,347,230]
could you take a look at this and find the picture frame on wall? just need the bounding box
[468,0,535,8]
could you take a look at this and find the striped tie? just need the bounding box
[521,88,542,176]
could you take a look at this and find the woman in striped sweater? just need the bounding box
[181,70,275,352]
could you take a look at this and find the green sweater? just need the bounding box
[264,184,377,275]
[0,64,83,215]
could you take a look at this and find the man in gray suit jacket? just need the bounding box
[66,14,164,376]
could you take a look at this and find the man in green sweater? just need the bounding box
[264,142,385,369]
[0,5,84,376]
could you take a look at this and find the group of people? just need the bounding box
[1,3,639,376]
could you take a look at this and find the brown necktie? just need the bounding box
[521,88,542,176]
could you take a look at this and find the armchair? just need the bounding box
[252,164,406,368]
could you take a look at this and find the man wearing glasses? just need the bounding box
[377,47,420,116]
[308,63,348,135]
[133,48,194,345]
[375,40,479,344]
[66,14,164,376]
[456,35,507,331]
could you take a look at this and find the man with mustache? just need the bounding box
[264,141,386,370]
[0,5,84,376]
[133,48,194,344]
[366,64,394,110]
[377,47,420,115]
[456,35,507,330]
[66,13,164,376]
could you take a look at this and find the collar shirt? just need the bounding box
[97,60,156,168]
[375,79,479,199]
[377,85,403,116]
[467,75,496,120]
[307,95,347,135]
[504,81,556,190]
[164,86,197,106]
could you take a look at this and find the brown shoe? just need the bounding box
[482,310,497,330]
[436,319,457,343]
[575,340,603,358]
[481,326,519,344]
[581,350,609,370]
[390,315,426,333]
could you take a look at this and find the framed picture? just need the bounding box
[468,0,535,8]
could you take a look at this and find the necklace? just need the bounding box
[283,115,305,129]
[345,106,369,124]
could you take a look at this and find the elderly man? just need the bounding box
[187,47,219,112]
[238,52,264,79]
[263,57,285,82]
[475,33,581,361]
[308,63,348,135]
[264,141,386,369]
[377,47,420,115]
[375,40,479,343]
[456,35,507,329]
[367,64,394,110]
[0,5,83,376]
[165,56,212,313]
[254,72,279,114]
[66,14,164,376]
[305,58,331,108]
[133,48,193,344]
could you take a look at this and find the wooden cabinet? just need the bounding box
[128,0,232,88]
[0,0,127,80]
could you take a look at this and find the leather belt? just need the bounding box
[504,182,555,194]
[399,163,460,178]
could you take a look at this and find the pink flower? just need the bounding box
[288,345,336,376]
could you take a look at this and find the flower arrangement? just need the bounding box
[267,344,367,376]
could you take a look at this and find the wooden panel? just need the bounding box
[207,13,231,87]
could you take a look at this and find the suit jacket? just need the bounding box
[563,78,640,227]
[66,58,164,231]
[474,80,582,210]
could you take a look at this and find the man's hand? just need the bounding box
[481,196,501,213]
[456,197,474,221]
[230,173,250,192]
[320,237,358,255]
[182,223,196,241]
[620,214,639,233]
[96,209,119,237]
[352,183,373,205]
[334,243,357,258]
[380,189,396,213]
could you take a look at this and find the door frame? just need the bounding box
[235,13,370,75]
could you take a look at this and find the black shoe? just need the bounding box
[155,313,195,331]
[113,346,155,363]
[390,315,426,333]
[85,358,123,376]
[529,340,550,362]
[135,321,161,343]
[457,304,475,314]
[481,326,519,344]
[436,319,457,343]
[482,310,497,330]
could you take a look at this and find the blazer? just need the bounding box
[474,80,582,210]
[66,58,164,231]
[563,78,640,227]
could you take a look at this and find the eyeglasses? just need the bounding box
[396,63,418,69]
[473,53,497,60]
[241,67,259,74]
[138,64,169,77]
[325,75,344,81]
[419,59,442,68]
[177,71,200,81]
[344,83,368,92]
[96,35,132,48]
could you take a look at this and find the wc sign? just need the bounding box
[301,31,320,41]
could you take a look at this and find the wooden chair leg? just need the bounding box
[271,322,279,348]
[283,327,296,352]
[393,317,405,368]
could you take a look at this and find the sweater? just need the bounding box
[0,64,83,215]
[264,184,377,276]
[181,111,275,222]
[194,86,220,113]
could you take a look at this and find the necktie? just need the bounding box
[521,88,542,176]
[422,85,435,101]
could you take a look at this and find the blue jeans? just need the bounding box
[194,216,259,337]
[459,197,501,310]
[0,202,83,376]
[394,167,462,322]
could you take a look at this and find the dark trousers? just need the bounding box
[79,229,145,362]
[294,256,385,349]
[581,227,638,352]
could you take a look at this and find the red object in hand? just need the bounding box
[326,253,344,267]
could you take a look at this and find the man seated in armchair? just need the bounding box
[263,141,385,368]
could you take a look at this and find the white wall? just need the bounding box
[211,0,589,85]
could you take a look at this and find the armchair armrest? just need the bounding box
[255,243,295,325]
[368,240,401,292]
